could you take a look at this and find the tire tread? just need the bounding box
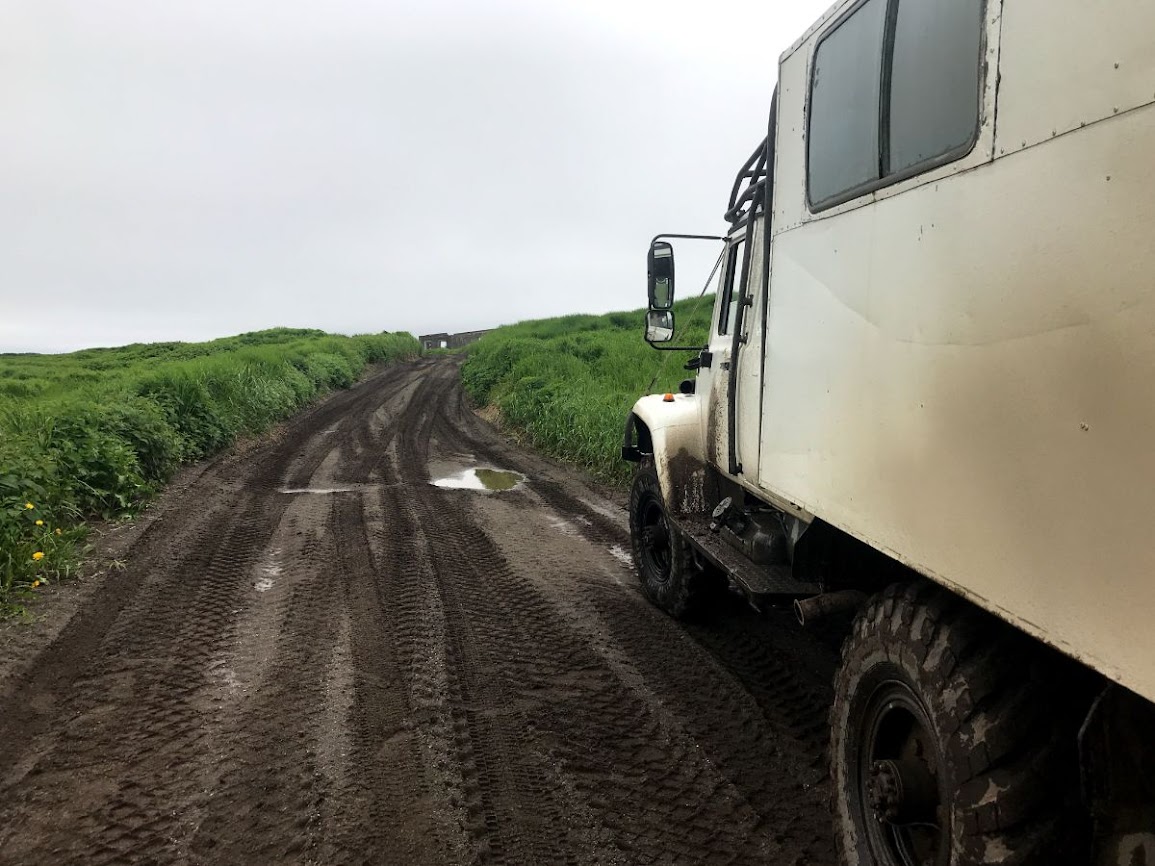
[628,457,713,619]
[830,582,1087,866]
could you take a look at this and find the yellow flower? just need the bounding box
[55,528,62,536]
[25,502,35,510]
[31,580,40,588]
[35,519,44,526]
[32,551,44,561]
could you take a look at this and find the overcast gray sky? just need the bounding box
[1,0,831,353]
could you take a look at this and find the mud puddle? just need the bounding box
[431,467,525,492]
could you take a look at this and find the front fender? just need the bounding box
[623,394,708,514]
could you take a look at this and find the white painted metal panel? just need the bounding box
[701,241,738,472]
[631,393,708,513]
[773,49,809,233]
[997,0,1155,157]
[758,102,1155,703]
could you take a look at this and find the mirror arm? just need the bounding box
[650,233,725,244]
[645,341,709,352]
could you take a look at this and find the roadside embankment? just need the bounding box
[0,328,419,609]
[460,298,711,483]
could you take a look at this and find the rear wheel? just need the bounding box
[830,582,1087,866]
[628,457,711,619]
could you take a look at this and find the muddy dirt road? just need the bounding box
[0,357,839,865]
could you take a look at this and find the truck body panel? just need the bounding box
[997,0,1155,158]
[748,0,1155,702]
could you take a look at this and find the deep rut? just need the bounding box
[0,356,838,865]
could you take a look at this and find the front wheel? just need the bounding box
[830,582,1087,866]
[628,458,711,619]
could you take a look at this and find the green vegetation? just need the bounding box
[0,328,419,611]
[461,295,714,483]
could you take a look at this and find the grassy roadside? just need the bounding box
[461,296,713,484]
[0,328,419,612]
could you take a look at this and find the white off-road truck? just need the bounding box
[623,1,1155,863]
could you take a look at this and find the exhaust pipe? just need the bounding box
[794,590,868,627]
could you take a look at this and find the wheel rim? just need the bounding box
[636,494,672,584]
[856,679,949,866]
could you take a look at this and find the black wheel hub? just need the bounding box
[868,757,938,826]
[867,759,903,823]
[857,681,948,866]
[637,496,672,583]
[641,523,669,552]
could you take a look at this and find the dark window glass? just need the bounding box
[807,0,887,206]
[718,240,746,336]
[888,0,983,173]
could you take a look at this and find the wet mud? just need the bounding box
[0,356,838,865]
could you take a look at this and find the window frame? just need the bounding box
[805,0,987,214]
[717,238,747,336]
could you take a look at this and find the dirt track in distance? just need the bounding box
[0,356,839,865]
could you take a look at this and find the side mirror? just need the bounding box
[647,241,675,310]
[645,309,675,343]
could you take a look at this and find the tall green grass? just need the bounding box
[461,296,714,482]
[0,328,419,610]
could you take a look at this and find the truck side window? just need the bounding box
[888,0,983,173]
[807,0,984,211]
[718,240,746,336]
[807,0,887,207]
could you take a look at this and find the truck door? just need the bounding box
[732,218,764,480]
[701,233,746,474]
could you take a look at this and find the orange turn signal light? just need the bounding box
[663,393,675,402]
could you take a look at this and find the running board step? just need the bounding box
[676,514,819,610]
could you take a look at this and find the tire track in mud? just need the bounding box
[0,356,838,866]
[397,365,568,864]
[185,362,438,865]
[1,454,301,863]
[421,361,836,857]
[397,360,837,864]
[0,362,433,865]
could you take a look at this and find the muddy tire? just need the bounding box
[628,458,711,619]
[830,582,1086,866]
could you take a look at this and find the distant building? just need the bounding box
[419,330,491,351]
